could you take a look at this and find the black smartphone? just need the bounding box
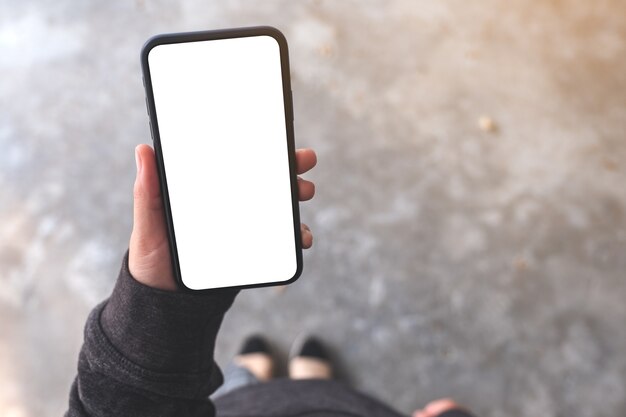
[140,26,302,291]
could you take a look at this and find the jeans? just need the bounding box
[211,362,260,399]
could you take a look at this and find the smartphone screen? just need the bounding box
[142,28,301,290]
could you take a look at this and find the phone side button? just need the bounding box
[149,121,154,141]
[145,97,150,115]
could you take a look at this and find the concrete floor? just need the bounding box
[1,1,625,416]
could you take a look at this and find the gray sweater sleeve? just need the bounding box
[65,252,238,417]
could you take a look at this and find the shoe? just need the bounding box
[288,335,332,380]
[234,335,274,381]
[239,334,271,355]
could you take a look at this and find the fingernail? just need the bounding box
[135,147,142,175]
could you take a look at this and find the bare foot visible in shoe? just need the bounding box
[289,336,332,380]
[233,335,274,381]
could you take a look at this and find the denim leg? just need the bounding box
[211,361,261,399]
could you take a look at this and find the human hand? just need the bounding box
[413,398,467,417]
[129,144,317,290]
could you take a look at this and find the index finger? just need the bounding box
[296,148,317,175]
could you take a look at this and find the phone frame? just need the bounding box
[140,26,303,292]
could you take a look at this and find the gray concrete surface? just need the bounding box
[1,1,625,416]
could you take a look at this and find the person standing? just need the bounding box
[65,145,475,417]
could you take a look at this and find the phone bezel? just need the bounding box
[140,26,303,292]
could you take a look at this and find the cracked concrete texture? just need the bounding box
[1,1,625,416]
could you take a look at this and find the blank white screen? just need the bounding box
[148,35,297,290]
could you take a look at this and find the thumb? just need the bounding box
[133,144,164,237]
[129,144,175,290]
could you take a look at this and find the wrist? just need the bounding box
[128,233,177,290]
[101,251,238,373]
